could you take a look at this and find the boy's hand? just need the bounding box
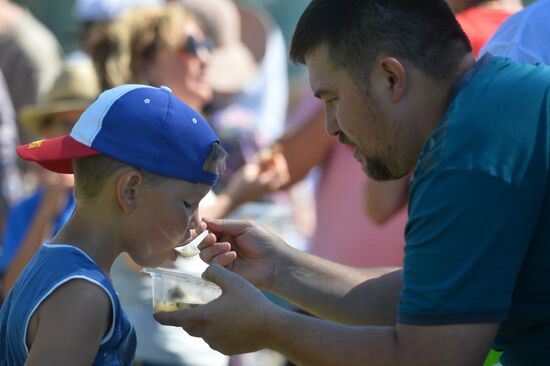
[154,264,281,355]
[198,218,293,291]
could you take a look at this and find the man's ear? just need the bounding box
[115,169,143,213]
[379,57,406,103]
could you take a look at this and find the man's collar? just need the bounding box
[452,53,494,98]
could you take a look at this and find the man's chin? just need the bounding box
[364,158,400,181]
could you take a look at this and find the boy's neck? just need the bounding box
[49,207,122,277]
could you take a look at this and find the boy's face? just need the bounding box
[125,175,211,267]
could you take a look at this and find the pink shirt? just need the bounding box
[311,142,407,267]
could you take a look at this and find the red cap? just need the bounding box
[16,135,100,174]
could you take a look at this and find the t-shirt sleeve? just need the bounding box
[398,168,537,325]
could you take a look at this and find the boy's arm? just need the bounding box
[25,279,111,366]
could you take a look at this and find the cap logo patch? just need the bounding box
[28,139,46,149]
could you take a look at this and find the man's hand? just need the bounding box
[154,264,281,355]
[198,218,295,290]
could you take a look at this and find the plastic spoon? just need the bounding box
[174,230,210,257]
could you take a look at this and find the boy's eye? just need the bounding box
[183,201,194,209]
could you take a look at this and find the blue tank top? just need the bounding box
[0,244,136,365]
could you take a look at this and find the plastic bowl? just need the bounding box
[142,267,222,312]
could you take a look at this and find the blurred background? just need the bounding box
[13,0,312,102]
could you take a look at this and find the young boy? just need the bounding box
[0,84,226,365]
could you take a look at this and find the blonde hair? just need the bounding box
[89,3,197,91]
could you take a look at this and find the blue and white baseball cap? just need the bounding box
[17,84,220,185]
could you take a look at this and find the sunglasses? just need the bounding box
[181,36,214,56]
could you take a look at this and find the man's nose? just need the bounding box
[324,105,339,136]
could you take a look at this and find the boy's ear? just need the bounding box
[115,169,143,213]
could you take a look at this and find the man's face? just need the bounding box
[305,45,403,180]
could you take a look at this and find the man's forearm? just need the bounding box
[272,248,402,325]
[265,307,497,366]
[267,308,399,366]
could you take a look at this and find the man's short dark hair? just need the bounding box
[290,0,471,87]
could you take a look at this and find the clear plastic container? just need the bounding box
[142,267,222,312]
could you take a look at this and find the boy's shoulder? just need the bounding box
[38,277,112,320]
[27,278,112,356]
[5,244,116,319]
[0,245,120,364]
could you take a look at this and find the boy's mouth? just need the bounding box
[169,249,178,261]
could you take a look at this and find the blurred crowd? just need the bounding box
[0,0,541,365]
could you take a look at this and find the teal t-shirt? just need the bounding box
[398,56,550,365]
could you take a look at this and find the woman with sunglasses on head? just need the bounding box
[91,3,212,111]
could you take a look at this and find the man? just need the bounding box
[155,1,550,365]
[362,0,521,239]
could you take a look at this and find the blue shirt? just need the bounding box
[0,244,136,365]
[398,56,550,365]
[0,189,74,273]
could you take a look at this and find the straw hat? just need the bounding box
[19,58,100,136]
[181,0,258,94]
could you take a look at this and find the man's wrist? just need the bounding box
[269,245,301,295]
[261,302,294,352]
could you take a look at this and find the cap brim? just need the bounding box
[16,135,100,174]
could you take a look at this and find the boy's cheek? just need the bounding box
[193,210,210,231]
